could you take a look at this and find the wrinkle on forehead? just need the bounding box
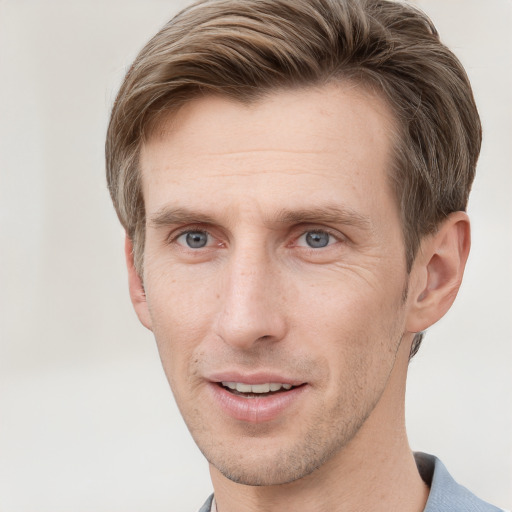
[140,83,401,232]
[141,82,397,162]
[202,148,326,157]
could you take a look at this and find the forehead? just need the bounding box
[140,83,398,218]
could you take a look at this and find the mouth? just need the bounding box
[209,378,308,422]
[219,381,302,398]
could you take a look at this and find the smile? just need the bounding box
[220,382,294,396]
[209,379,308,422]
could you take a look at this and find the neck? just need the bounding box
[210,339,429,512]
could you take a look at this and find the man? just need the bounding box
[105,0,503,510]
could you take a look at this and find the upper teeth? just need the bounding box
[221,382,293,393]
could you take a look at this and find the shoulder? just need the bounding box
[197,457,506,512]
[197,494,214,512]
[415,452,505,512]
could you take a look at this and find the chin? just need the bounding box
[199,421,359,487]
[212,455,322,487]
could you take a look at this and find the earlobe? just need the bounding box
[125,235,153,330]
[406,212,471,334]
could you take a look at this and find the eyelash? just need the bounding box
[168,226,343,251]
[169,226,216,247]
[294,229,340,249]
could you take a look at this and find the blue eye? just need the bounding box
[178,231,209,248]
[299,230,333,248]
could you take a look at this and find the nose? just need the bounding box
[214,248,287,350]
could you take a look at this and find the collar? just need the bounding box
[199,454,504,511]
[415,452,503,511]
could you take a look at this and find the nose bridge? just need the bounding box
[215,241,286,349]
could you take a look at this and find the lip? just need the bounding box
[207,371,305,387]
[206,373,308,423]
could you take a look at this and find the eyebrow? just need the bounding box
[149,204,372,230]
[272,205,371,230]
[149,207,219,228]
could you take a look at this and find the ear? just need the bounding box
[406,211,471,334]
[125,234,153,330]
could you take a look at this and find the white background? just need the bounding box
[0,1,510,510]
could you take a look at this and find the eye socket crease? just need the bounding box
[272,205,371,232]
[149,204,370,255]
[294,229,340,249]
[171,227,344,251]
[168,226,225,250]
[176,230,210,249]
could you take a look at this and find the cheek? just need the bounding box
[144,264,221,373]
[296,275,406,380]
[295,274,398,336]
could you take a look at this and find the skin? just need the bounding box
[127,83,470,511]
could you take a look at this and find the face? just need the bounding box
[137,84,415,486]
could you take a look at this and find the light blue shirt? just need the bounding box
[198,453,504,511]
[417,453,504,511]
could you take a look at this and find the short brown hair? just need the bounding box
[106,0,481,357]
